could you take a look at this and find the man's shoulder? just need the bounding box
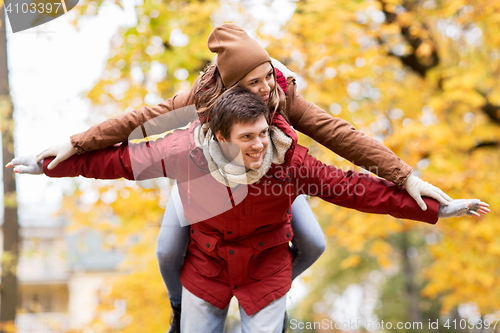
[145,121,197,159]
[289,144,309,167]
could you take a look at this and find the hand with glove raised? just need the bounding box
[5,141,78,173]
[35,141,77,170]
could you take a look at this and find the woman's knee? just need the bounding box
[290,196,326,259]
[156,239,180,264]
[311,236,326,258]
[156,220,190,266]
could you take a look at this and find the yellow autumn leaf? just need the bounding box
[340,254,362,269]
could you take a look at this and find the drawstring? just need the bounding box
[226,187,236,208]
[287,168,292,223]
[288,190,292,222]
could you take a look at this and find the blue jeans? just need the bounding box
[181,287,286,333]
[156,182,326,306]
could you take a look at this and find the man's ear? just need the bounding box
[215,131,226,142]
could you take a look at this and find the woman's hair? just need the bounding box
[194,62,287,125]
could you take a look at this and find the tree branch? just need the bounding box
[481,101,500,125]
[377,0,440,77]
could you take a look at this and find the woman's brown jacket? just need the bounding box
[70,68,412,185]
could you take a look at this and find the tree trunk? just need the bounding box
[0,9,19,332]
[401,232,423,326]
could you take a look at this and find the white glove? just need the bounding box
[6,155,43,174]
[438,199,490,218]
[403,173,453,211]
[36,141,77,170]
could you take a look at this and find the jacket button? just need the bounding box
[233,285,238,290]
[191,229,194,234]
[287,233,290,238]
[206,243,210,248]
[229,250,234,255]
[259,242,264,247]
[227,231,232,234]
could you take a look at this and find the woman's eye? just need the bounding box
[267,73,273,79]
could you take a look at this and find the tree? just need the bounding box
[0,4,20,332]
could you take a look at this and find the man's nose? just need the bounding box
[252,138,264,150]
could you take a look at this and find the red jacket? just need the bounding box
[44,115,439,315]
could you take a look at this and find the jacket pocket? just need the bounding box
[187,228,225,278]
[248,223,293,280]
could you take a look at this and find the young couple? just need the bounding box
[8,24,489,333]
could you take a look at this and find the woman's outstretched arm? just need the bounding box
[36,81,200,170]
[283,76,452,209]
[7,129,185,181]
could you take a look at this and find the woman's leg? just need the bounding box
[290,195,326,280]
[156,182,190,307]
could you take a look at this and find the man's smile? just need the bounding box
[247,151,263,159]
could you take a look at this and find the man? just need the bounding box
[8,87,488,333]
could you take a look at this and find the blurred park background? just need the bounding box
[1,0,500,332]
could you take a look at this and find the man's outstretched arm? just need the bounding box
[7,134,180,181]
[294,147,488,223]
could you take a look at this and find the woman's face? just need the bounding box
[239,62,275,102]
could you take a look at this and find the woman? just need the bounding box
[35,23,452,331]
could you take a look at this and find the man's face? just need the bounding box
[216,115,270,170]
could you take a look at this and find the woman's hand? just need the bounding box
[6,155,43,174]
[35,141,77,170]
[438,199,490,218]
[403,173,453,211]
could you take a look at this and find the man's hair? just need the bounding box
[209,87,270,141]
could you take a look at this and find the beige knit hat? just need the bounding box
[207,23,271,88]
